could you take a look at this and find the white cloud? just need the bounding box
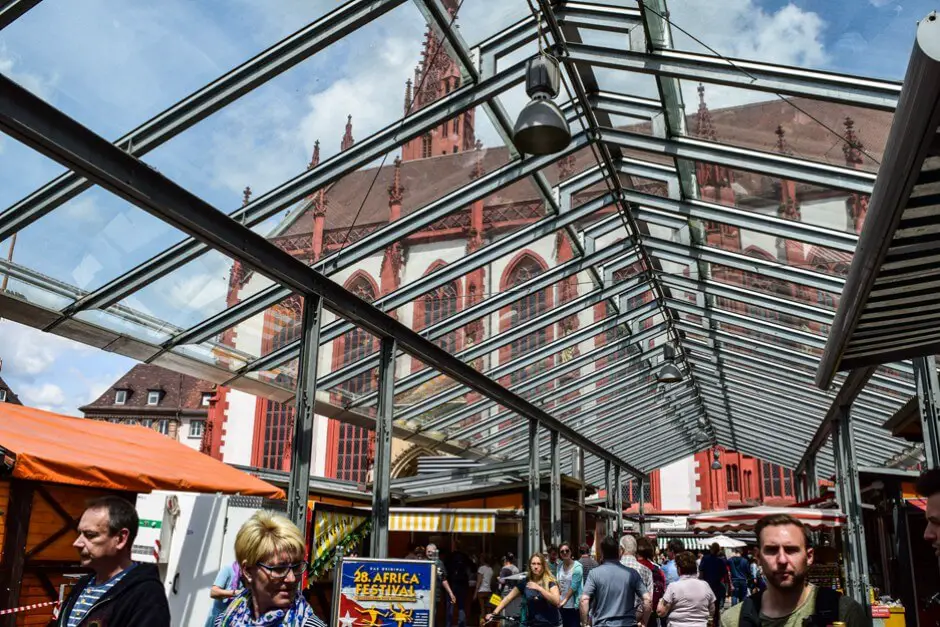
[19,382,67,413]
[0,44,58,101]
[868,0,894,6]
[0,321,92,377]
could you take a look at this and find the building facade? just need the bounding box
[179,11,888,500]
[80,364,214,451]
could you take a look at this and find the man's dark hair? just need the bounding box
[709,542,720,555]
[599,536,619,561]
[917,468,940,497]
[676,551,697,575]
[754,513,810,549]
[87,495,139,546]
[666,538,685,555]
[636,536,655,560]
[579,543,591,556]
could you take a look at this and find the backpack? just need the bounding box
[738,587,841,627]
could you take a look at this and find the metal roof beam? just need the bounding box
[564,42,901,111]
[0,74,645,478]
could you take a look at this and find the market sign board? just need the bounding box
[334,558,436,627]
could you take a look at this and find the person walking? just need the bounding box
[720,515,867,627]
[555,543,583,627]
[214,511,326,626]
[206,561,243,627]
[446,543,474,627]
[548,546,561,578]
[656,552,714,627]
[697,543,729,626]
[620,535,653,624]
[429,544,459,627]
[727,549,750,606]
[487,553,562,627]
[662,540,684,586]
[636,538,665,627]
[55,496,170,627]
[476,555,495,626]
[578,544,598,581]
[580,536,651,627]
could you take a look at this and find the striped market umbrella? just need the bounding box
[688,506,846,532]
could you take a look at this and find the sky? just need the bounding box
[0,0,933,415]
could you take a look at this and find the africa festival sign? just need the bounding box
[334,558,436,627]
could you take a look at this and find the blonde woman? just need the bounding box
[487,553,562,627]
[216,511,326,627]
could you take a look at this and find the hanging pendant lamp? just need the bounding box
[512,55,572,155]
[657,343,683,384]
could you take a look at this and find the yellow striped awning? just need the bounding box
[388,509,496,534]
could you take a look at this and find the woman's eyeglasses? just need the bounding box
[559,549,570,555]
[256,560,309,579]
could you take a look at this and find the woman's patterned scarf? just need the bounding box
[217,589,314,627]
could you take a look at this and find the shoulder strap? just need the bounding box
[738,591,763,627]
[811,587,841,626]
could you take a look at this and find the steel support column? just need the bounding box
[614,466,623,540]
[805,455,819,499]
[287,295,323,533]
[371,337,396,558]
[605,460,612,510]
[915,356,940,469]
[529,420,541,559]
[551,431,562,549]
[574,447,585,548]
[833,407,871,610]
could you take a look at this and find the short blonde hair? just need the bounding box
[235,511,305,566]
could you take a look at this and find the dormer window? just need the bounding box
[115,390,128,405]
[201,392,212,407]
[147,390,161,406]
[0,390,7,402]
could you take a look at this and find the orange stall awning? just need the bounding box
[0,403,282,498]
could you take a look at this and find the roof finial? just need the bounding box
[404,79,413,115]
[842,116,864,167]
[774,125,792,156]
[695,83,717,142]
[242,186,252,206]
[388,156,404,204]
[308,140,320,170]
[341,114,355,152]
[470,140,485,180]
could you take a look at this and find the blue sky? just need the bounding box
[0,0,932,414]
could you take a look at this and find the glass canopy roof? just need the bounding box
[0,0,929,484]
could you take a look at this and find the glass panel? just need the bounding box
[666,2,916,80]
[683,81,887,176]
[1,0,343,138]
[0,138,66,209]
[116,250,274,332]
[10,191,186,292]
[460,1,532,48]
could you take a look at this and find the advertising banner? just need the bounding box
[334,558,436,627]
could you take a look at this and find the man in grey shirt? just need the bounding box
[581,537,651,627]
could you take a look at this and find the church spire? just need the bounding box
[388,156,404,207]
[469,140,485,180]
[842,116,864,168]
[242,186,252,206]
[404,79,413,115]
[695,83,717,142]
[341,115,355,152]
[308,140,320,170]
[774,125,792,156]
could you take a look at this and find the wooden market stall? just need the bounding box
[0,403,281,626]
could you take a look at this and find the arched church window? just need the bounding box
[507,256,549,383]
[423,280,459,352]
[453,117,460,135]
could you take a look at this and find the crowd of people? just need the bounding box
[50,497,872,627]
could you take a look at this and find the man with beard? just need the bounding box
[720,514,866,627]
[917,468,940,555]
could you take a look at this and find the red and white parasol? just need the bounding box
[688,506,846,532]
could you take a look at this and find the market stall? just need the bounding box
[0,403,281,627]
[688,505,847,531]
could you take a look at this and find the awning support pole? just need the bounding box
[574,447,585,548]
[528,420,541,558]
[833,406,871,611]
[805,454,819,499]
[371,336,396,558]
[605,459,612,537]
[287,295,323,535]
[915,355,940,469]
[550,430,562,548]
[0,479,35,627]
[614,466,623,540]
[638,477,646,536]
